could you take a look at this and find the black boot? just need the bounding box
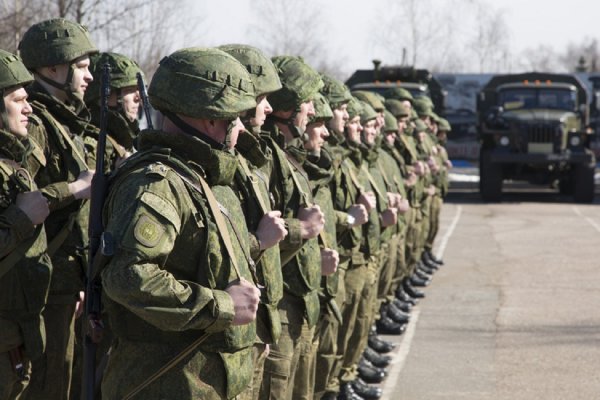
[396,286,418,305]
[426,249,444,265]
[363,346,391,368]
[417,261,437,275]
[358,358,387,383]
[421,252,440,269]
[351,378,382,399]
[403,279,425,299]
[338,382,363,400]
[376,315,406,335]
[409,274,430,287]
[392,297,412,313]
[387,302,410,324]
[368,334,395,353]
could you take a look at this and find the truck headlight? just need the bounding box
[569,136,581,147]
[499,136,510,146]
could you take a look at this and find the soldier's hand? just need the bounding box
[75,291,85,319]
[445,159,453,169]
[320,248,339,276]
[16,190,50,225]
[256,211,288,250]
[298,204,325,239]
[405,172,418,187]
[226,278,261,326]
[426,185,436,196]
[397,198,410,214]
[380,207,398,227]
[387,192,403,209]
[347,204,368,226]
[357,191,376,212]
[68,169,95,200]
[413,161,425,176]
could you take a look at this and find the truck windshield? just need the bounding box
[498,88,577,111]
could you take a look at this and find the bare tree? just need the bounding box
[560,37,600,72]
[468,0,510,73]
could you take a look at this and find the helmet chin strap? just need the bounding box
[0,89,9,132]
[36,64,85,113]
[269,109,309,142]
[163,111,228,151]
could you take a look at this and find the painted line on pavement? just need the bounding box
[381,205,463,399]
[572,206,600,233]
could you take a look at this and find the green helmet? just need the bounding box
[0,50,33,92]
[218,44,282,97]
[85,52,143,104]
[148,47,256,120]
[320,74,352,110]
[412,97,434,118]
[383,109,398,133]
[269,56,323,112]
[430,111,441,124]
[438,117,451,132]
[346,97,363,120]
[383,87,414,103]
[414,119,428,133]
[352,90,385,112]
[309,92,333,123]
[385,99,410,118]
[358,100,378,124]
[19,18,98,69]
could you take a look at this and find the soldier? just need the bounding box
[319,77,372,400]
[258,56,326,400]
[99,47,261,400]
[18,19,99,400]
[85,52,143,160]
[302,92,341,400]
[0,49,52,400]
[219,44,288,399]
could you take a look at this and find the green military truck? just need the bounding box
[477,72,596,202]
[345,60,446,114]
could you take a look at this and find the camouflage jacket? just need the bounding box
[0,129,52,366]
[26,82,96,302]
[234,131,283,344]
[100,129,256,399]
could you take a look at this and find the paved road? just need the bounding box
[379,180,600,400]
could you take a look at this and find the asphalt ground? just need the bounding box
[375,163,600,400]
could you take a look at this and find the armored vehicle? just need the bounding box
[477,72,596,202]
[345,60,446,114]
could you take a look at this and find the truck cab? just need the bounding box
[478,72,595,202]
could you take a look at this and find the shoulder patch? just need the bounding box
[134,214,165,247]
[140,190,181,233]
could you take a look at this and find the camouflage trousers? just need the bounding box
[425,195,443,252]
[24,301,76,400]
[259,293,315,400]
[238,343,268,400]
[417,196,434,260]
[377,233,400,308]
[405,206,422,276]
[338,260,377,384]
[390,218,410,299]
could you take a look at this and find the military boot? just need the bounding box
[421,252,440,269]
[358,358,387,383]
[376,315,406,335]
[387,302,410,324]
[426,249,444,265]
[409,274,430,287]
[338,382,364,400]
[351,378,382,399]
[392,297,412,313]
[363,347,391,368]
[368,334,395,353]
[396,286,418,305]
[403,278,425,298]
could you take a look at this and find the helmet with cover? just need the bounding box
[0,50,33,131]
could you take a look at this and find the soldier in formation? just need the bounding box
[0,17,452,400]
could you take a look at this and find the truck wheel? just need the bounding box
[573,163,595,203]
[558,176,574,195]
[479,149,503,201]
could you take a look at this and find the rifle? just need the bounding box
[82,63,114,400]
[136,72,153,129]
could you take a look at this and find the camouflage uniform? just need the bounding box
[220,44,284,400]
[100,48,259,400]
[19,19,99,400]
[258,56,324,400]
[0,51,52,400]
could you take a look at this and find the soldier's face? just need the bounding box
[251,95,272,128]
[345,116,362,144]
[401,100,412,112]
[69,56,93,97]
[329,104,348,135]
[109,86,140,122]
[363,120,377,145]
[2,87,32,138]
[397,116,408,133]
[375,112,385,133]
[227,117,245,149]
[294,100,315,132]
[384,131,396,146]
[304,121,329,153]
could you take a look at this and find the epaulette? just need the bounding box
[144,162,170,179]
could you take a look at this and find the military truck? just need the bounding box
[345,60,446,114]
[477,72,595,202]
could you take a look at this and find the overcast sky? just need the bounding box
[189,0,600,76]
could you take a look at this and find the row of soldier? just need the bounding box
[0,17,452,400]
